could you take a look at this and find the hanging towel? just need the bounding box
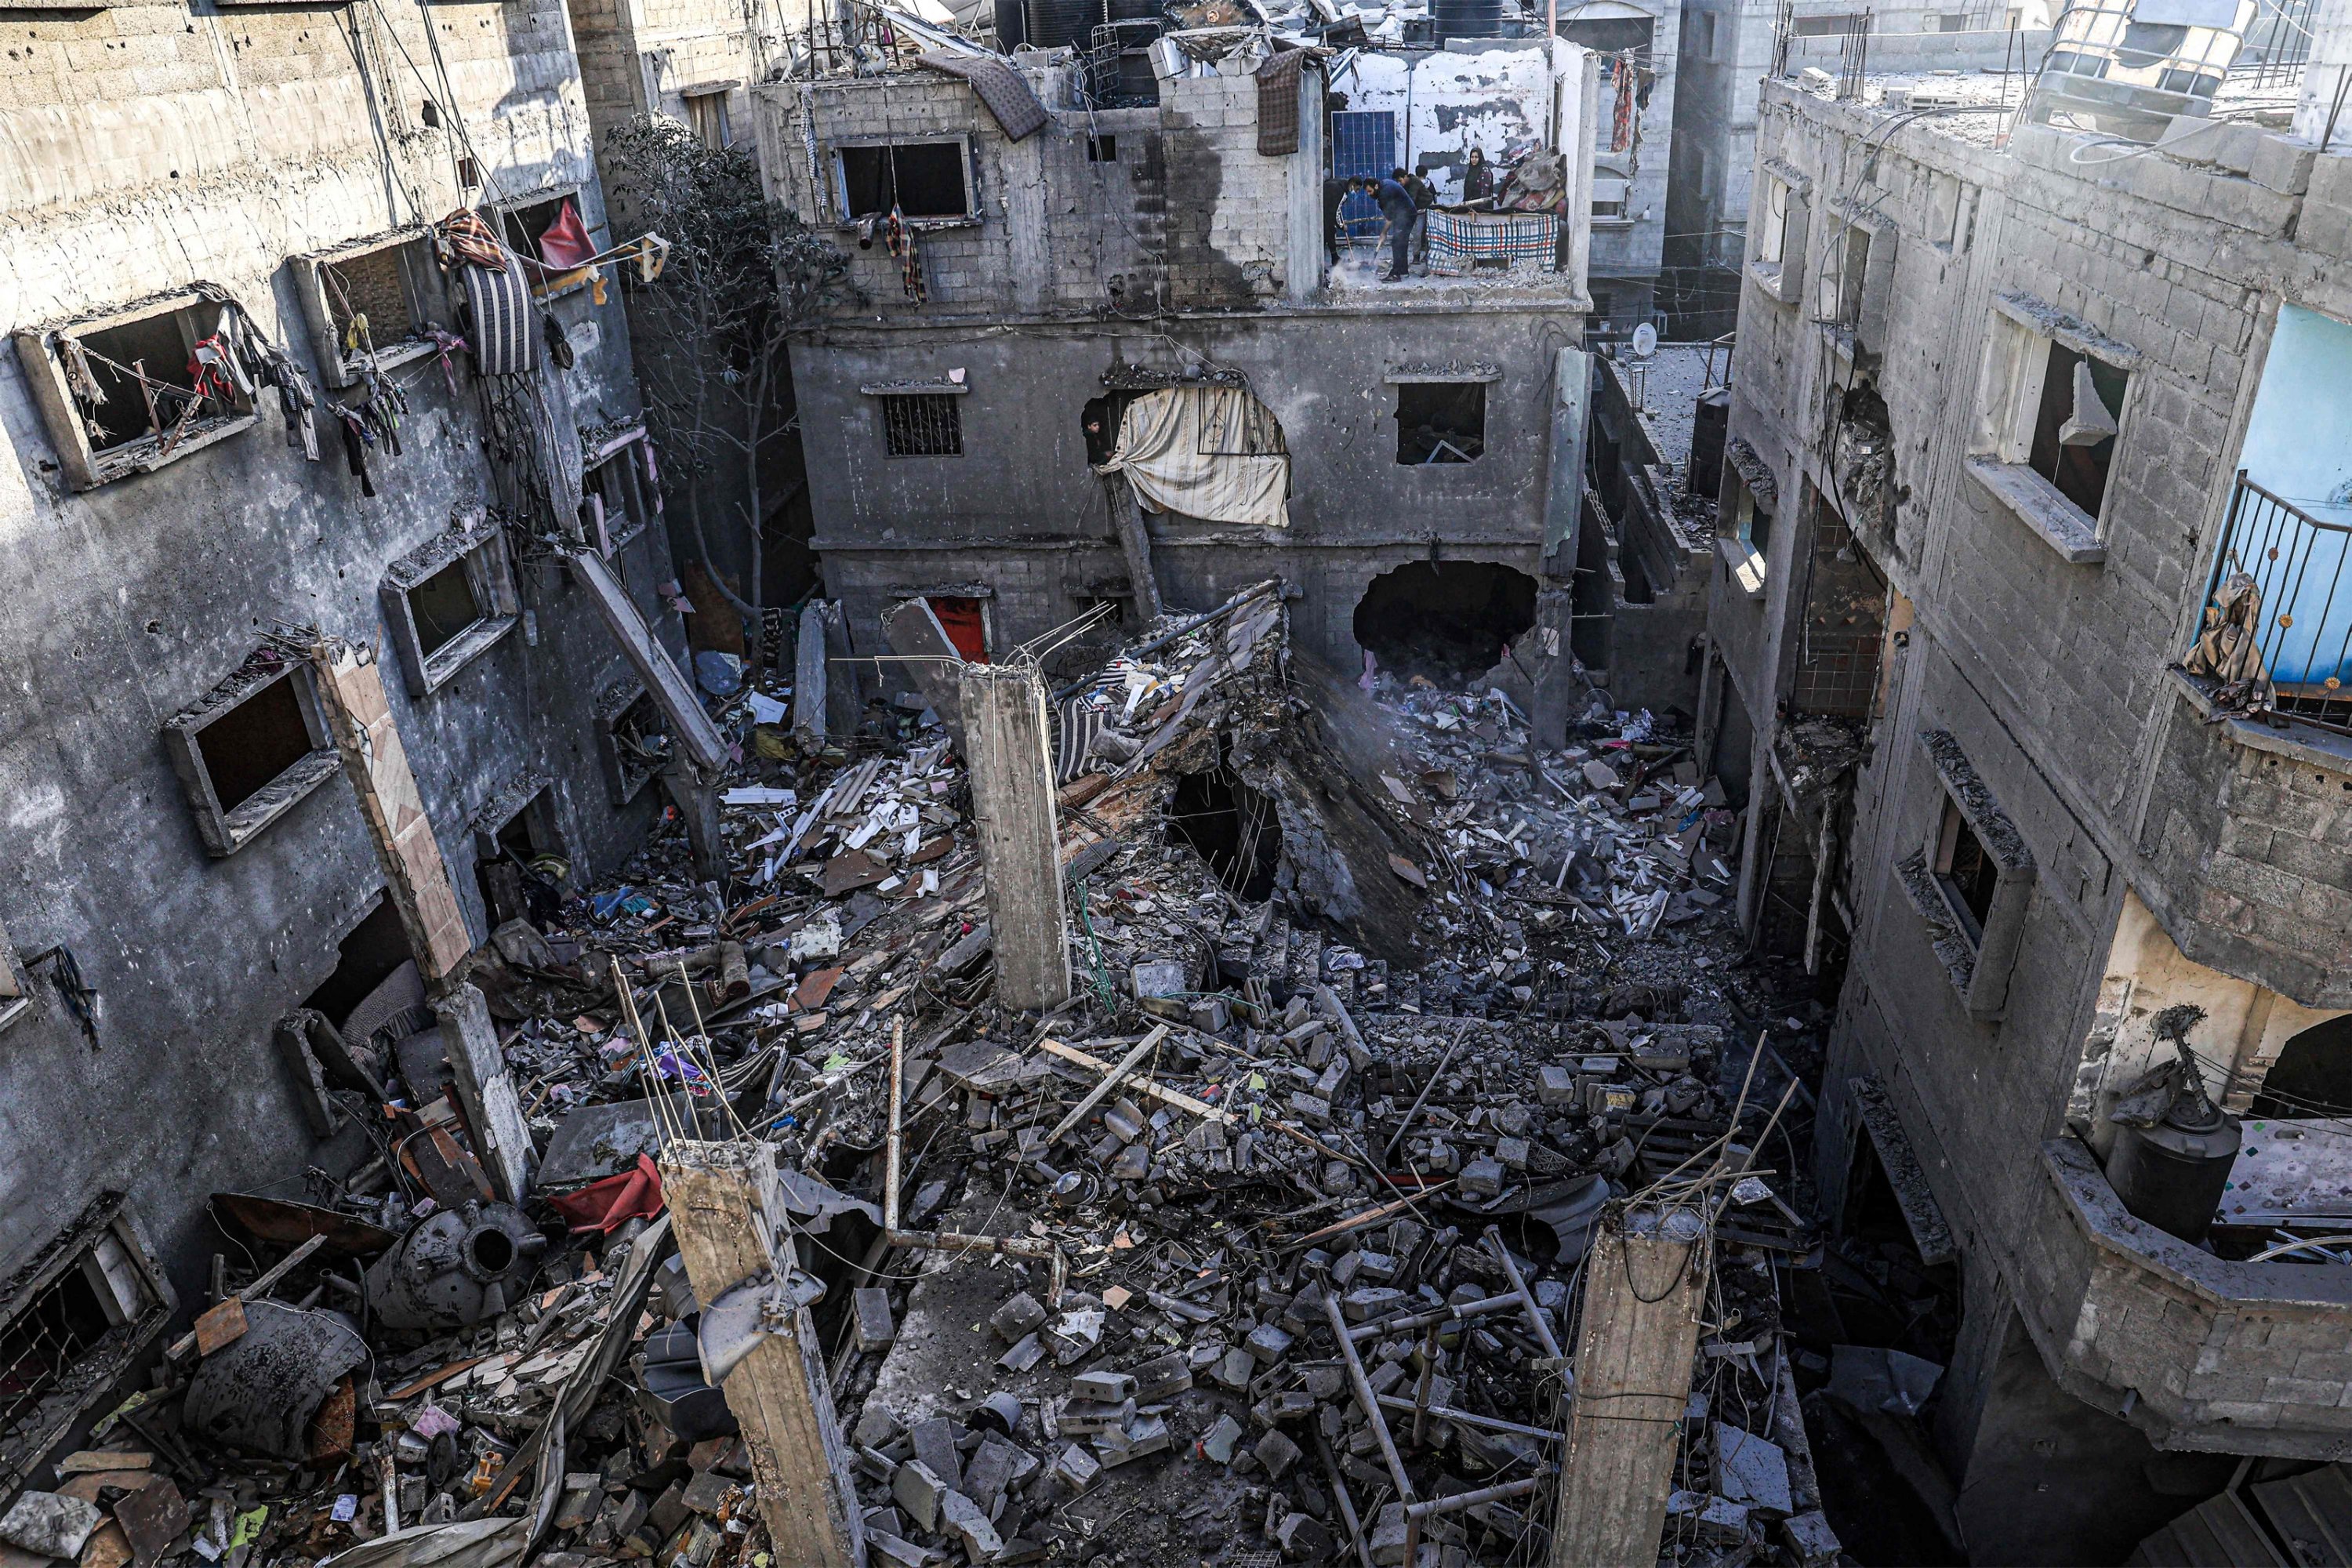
[438,209,508,272]
[1256,49,1307,155]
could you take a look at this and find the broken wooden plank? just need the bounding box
[165,1235,325,1362]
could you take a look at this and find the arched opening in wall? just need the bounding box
[1167,766,1282,902]
[1353,561,1538,684]
[2250,1013,2352,1118]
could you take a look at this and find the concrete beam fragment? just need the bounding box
[880,598,967,752]
[436,982,533,1203]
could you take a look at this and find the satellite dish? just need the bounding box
[1630,322,1659,358]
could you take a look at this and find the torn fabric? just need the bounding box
[1097,387,1290,530]
[1256,49,1306,154]
[915,51,1049,140]
[545,1154,665,1233]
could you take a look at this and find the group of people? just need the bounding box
[1327,147,1499,281]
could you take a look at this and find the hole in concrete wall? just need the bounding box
[838,143,969,220]
[1087,134,1118,162]
[1395,382,1486,464]
[198,674,316,814]
[499,196,573,266]
[300,896,416,1031]
[1353,561,1537,684]
[1167,766,1282,902]
[2251,1014,2352,1119]
[926,597,989,661]
[0,1223,158,1498]
[477,788,562,930]
[409,557,484,659]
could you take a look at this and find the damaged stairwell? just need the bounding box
[0,579,1893,1568]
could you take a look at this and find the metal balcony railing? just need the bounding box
[2201,470,2352,733]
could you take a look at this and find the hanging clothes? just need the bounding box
[336,411,377,498]
[438,209,509,272]
[1611,58,1635,153]
[883,206,926,304]
[536,198,596,269]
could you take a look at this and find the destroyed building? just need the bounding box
[1699,14,2352,1562]
[0,0,707,1468]
[750,27,1603,724]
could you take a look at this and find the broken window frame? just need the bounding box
[1717,440,1779,600]
[1968,292,2138,564]
[594,681,669,805]
[830,137,978,228]
[1896,728,2038,1018]
[164,655,344,858]
[0,1196,175,1502]
[1748,163,1809,307]
[580,424,658,556]
[379,512,522,698]
[12,292,263,491]
[292,228,450,390]
[1813,205,1896,349]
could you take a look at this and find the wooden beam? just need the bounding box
[1548,1207,1709,1568]
[660,1142,865,1568]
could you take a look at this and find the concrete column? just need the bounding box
[659,1140,865,1568]
[308,641,473,986]
[959,662,1073,1011]
[1102,475,1165,623]
[1549,1207,1710,1568]
[436,982,533,1203]
[662,762,726,880]
[794,599,830,742]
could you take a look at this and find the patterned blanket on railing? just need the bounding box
[1425,211,1559,274]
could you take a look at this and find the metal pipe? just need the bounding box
[1322,1288,1416,1507]
[884,1017,903,1235]
[1346,1290,1522,1341]
[1384,1019,1475,1163]
[1403,1474,1548,1522]
[1375,1395,1560,1443]
[1483,1227,1563,1360]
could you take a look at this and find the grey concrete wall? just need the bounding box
[0,0,679,1298]
[789,310,1581,673]
[1712,74,2352,1470]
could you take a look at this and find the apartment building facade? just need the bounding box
[1702,65,2352,1561]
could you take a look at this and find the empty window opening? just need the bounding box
[1740,485,1774,555]
[597,684,670,804]
[1791,11,1865,34]
[1087,134,1119,162]
[1353,561,1539,684]
[2028,340,2126,519]
[199,673,318,815]
[299,895,418,1029]
[580,435,656,554]
[321,245,421,352]
[1933,797,1999,941]
[1821,221,1871,325]
[684,89,733,150]
[420,100,442,128]
[837,143,970,221]
[927,596,989,661]
[1396,382,1486,464]
[1168,766,1282,902]
[0,1212,165,1500]
[67,306,248,454]
[2250,1014,2352,1120]
[408,558,483,659]
[880,394,963,457]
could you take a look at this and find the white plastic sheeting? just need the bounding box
[1096,387,1290,530]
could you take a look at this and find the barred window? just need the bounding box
[880,394,964,457]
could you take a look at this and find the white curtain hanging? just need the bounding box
[1096,387,1290,530]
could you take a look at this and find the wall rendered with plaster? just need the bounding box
[1710,76,2352,1498]
[0,0,681,1297]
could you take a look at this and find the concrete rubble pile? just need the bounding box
[2,583,1841,1568]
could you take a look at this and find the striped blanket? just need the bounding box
[1425,211,1559,274]
[463,242,539,376]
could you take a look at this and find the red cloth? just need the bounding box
[546,1154,664,1232]
[928,597,989,662]
[537,199,597,270]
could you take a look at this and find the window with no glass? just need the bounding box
[1395,382,1486,464]
[164,654,342,857]
[381,514,521,697]
[837,143,972,221]
[880,393,964,457]
[1934,796,2001,943]
[1970,297,2133,557]
[684,89,733,150]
